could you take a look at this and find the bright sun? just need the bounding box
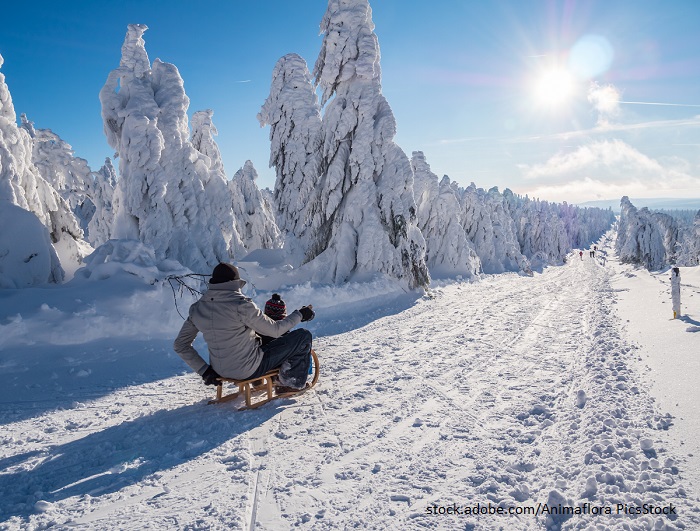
[533,68,576,108]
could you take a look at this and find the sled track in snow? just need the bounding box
[242,254,699,529]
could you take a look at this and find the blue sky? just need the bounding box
[2,0,699,204]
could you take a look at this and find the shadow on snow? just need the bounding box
[0,399,283,521]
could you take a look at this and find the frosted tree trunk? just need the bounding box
[309,0,429,288]
[100,24,228,273]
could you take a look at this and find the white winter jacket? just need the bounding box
[173,280,302,379]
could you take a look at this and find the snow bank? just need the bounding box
[0,202,63,288]
[76,239,188,284]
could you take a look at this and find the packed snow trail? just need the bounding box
[1,251,699,530]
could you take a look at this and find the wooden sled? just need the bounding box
[209,349,319,410]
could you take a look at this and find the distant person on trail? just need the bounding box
[173,263,315,393]
[671,267,681,319]
[579,251,583,260]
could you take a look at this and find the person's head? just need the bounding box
[210,263,240,284]
[264,293,287,320]
[673,267,680,276]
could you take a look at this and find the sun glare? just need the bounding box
[533,68,576,108]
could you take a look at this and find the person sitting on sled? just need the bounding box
[173,263,315,393]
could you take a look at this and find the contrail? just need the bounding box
[619,100,700,108]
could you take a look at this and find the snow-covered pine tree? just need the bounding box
[411,151,480,277]
[190,109,244,258]
[228,161,281,253]
[460,183,529,274]
[86,158,117,247]
[616,196,672,270]
[100,24,228,273]
[678,210,700,266]
[503,191,568,266]
[20,114,96,234]
[190,109,225,173]
[308,0,429,288]
[257,53,322,262]
[0,53,83,283]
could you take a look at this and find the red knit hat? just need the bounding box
[264,293,287,320]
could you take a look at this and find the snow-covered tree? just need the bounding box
[411,152,480,277]
[20,114,95,234]
[460,184,530,274]
[229,160,281,253]
[616,196,673,270]
[190,109,244,257]
[308,0,429,288]
[503,191,568,266]
[0,53,84,283]
[258,53,322,261]
[100,24,228,273]
[677,210,700,266]
[86,158,117,247]
[614,197,700,269]
[190,109,225,173]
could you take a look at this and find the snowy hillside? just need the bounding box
[1,234,699,530]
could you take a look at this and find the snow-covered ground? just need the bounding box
[607,232,700,499]
[1,236,699,530]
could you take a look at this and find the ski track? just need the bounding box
[2,251,700,530]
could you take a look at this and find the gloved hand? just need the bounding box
[298,305,315,322]
[202,365,221,386]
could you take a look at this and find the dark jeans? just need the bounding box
[250,328,312,389]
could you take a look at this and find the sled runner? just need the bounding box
[209,349,319,410]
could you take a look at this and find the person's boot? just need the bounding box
[275,383,310,395]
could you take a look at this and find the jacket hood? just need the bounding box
[203,279,248,301]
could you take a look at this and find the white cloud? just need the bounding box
[588,82,621,126]
[518,139,700,202]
